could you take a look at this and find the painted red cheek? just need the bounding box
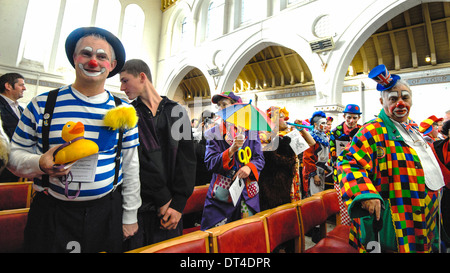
[75,56,84,63]
[389,104,396,113]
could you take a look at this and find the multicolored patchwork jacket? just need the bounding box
[337,109,442,253]
[329,122,362,166]
[329,122,362,183]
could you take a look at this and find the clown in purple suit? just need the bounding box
[200,91,265,230]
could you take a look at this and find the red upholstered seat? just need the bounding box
[299,196,327,235]
[0,182,33,210]
[316,189,351,242]
[127,230,210,253]
[320,189,340,216]
[326,224,351,242]
[299,195,357,253]
[183,185,208,214]
[207,215,268,253]
[182,226,201,235]
[182,185,208,235]
[0,208,29,253]
[262,203,301,253]
[305,237,358,253]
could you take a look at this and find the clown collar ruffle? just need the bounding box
[311,129,329,147]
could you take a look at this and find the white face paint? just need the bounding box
[78,46,107,77]
[388,90,410,118]
[316,118,327,132]
[78,63,106,77]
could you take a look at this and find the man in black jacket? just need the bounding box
[120,59,196,250]
[0,73,26,182]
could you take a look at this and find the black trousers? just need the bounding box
[23,190,123,253]
[123,209,183,252]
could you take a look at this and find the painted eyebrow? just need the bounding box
[81,46,93,52]
[401,90,410,96]
[387,90,410,99]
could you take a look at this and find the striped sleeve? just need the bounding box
[10,86,140,202]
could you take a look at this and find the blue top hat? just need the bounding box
[65,27,126,78]
[368,64,400,91]
[343,104,362,115]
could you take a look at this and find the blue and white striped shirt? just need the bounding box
[10,85,140,203]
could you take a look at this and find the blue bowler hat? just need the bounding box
[343,104,362,115]
[65,27,126,78]
[368,64,400,91]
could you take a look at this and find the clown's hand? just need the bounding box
[361,199,381,221]
[230,134,245,154]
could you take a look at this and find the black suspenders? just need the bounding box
[41,89,123,190]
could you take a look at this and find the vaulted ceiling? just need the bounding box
[161,0,179,11]
[178,2,450,101]
[350,2,450,75]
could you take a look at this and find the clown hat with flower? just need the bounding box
[419,115,443,135]
[368,64,401,91]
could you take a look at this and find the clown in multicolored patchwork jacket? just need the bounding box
[329,104,362,226]
[337,64,448,253]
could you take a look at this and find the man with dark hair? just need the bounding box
[120,59,196,250]
[120,59,152,83]
[0,73,26,182]
[329,104,363,225]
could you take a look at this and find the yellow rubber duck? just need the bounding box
[54,121,99,165]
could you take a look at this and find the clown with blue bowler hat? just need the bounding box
[9,26,141,253]
[337,64,448,253]
[330,103,362,164]
[329,103,363,226]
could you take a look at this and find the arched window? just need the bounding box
[54,0,95,74]
[181,17,188,38]
[172,16,189,55]
[206,1,223,39]
[19,0,145,82]
[170,13,189,55]
[20,0,60,69]
[240,0,263,25]
[122,4,145,60]
[95,0,122,36]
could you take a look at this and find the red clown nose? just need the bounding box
[88,59,98,68]
[396,100,406,108]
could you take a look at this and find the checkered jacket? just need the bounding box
[337,109,441,253]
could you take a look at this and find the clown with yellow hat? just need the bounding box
[419,115,443,143]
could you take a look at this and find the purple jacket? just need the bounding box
[200,123,265,230]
